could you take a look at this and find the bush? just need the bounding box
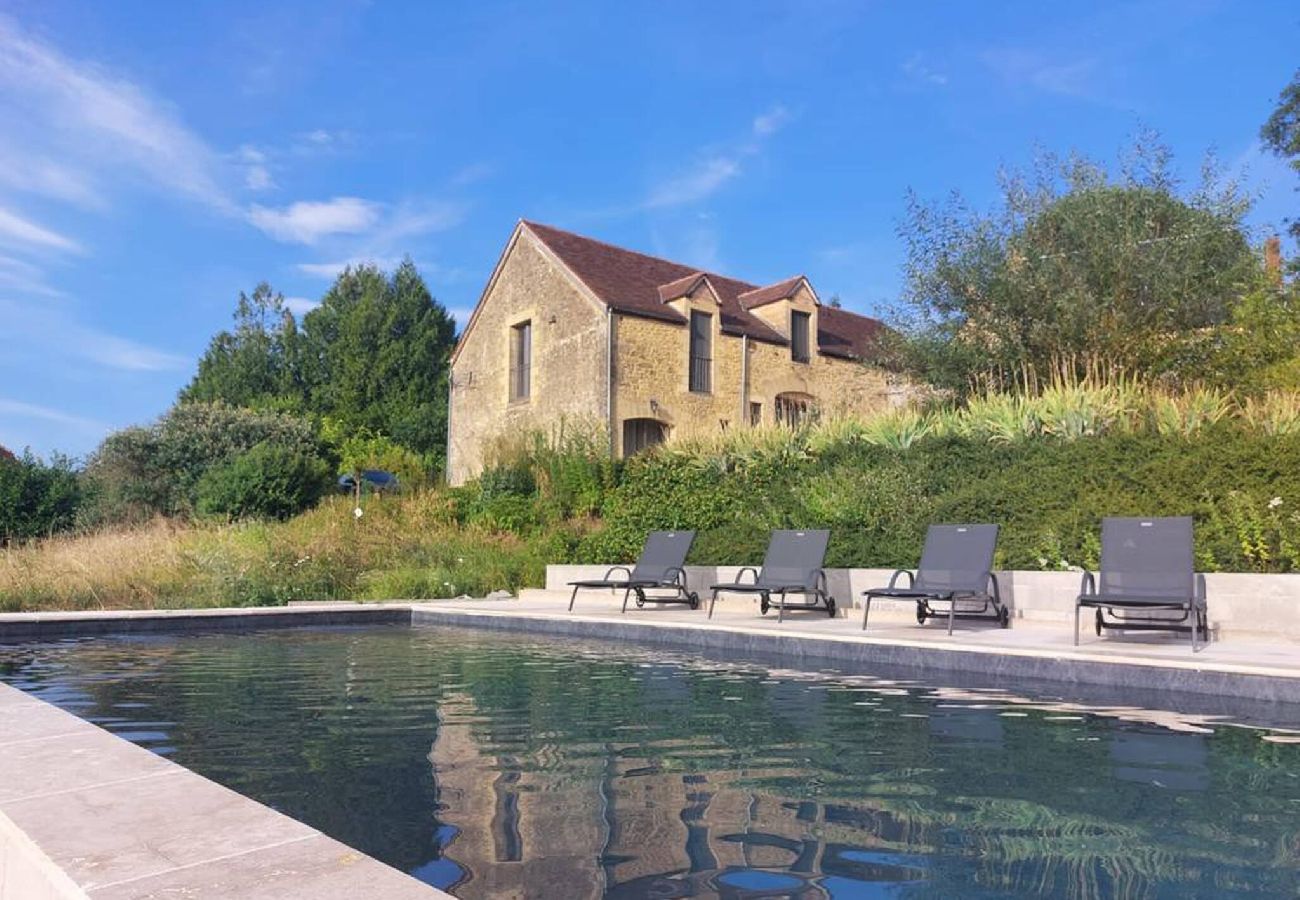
[582,423,1300,573]
[0,451,80,542]
[194,442,334,521]
[319,419,435,488]
[81,402,330,524]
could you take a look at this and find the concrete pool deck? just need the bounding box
[412,592,1300,704]
[0,679,451,900]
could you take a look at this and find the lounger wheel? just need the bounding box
[916,604,928,625]
[759,596,770,615]
[635,595,645,608]
[997,605,1010,628]
[688,592,700,610]
[825,597,837,618]
[1095,608,1104,636]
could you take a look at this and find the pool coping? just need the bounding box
[0,609,451,900]
[3,600,1300,899]
[407,604,1300,705]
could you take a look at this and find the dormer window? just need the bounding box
[791,311,811,363]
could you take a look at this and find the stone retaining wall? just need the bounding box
[546,565,1300,641]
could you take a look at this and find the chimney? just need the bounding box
[1265,235,1283,285]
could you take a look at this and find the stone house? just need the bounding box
[447,220,899,484]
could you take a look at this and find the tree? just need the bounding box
[1261,69,1300,242]
[299,259,457,457]
[894,139,1257,391]
[182,283,302,410]
[180,260,457,464]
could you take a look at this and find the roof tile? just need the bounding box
[522,220,885,359]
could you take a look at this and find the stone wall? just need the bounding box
[546,565,1300,641]
[611,312,747,454]
[448,232,609,484]
[611,297,897,452]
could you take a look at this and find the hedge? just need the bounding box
[577,426,1300,573]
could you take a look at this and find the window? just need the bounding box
[791,310,811,363]
[688,311,712,393]
[775,392,815,428]
[509,320,531,401]
[749,402,762,426]
[622,418,666,456]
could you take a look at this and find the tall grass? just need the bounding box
[0,493,591,613]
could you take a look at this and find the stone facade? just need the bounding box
[448,222,899,483]
[448,230,609,484]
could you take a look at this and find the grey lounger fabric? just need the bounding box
[1076,516,1208,651]
[862,524,1005,634]
[569,530,698,613]
[708,529,836,622]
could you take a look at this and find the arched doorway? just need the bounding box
[622,418,667,457]
[774,393,816,428]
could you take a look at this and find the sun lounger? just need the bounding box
[708,529,836,622]
[568,530,698,613]
[861,524,1006,634]
[1076,516,1208,651]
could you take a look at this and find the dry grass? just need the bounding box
[0,492,579,613]
[0,519,199,611]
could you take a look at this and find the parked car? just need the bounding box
[338,469,400,495]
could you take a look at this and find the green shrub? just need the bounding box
[0,451,80,542]
[581,425,1300,572]
[82,402,330,524]
[478,463,536,500]
[194,441,333,521]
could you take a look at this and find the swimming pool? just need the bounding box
[2,625,1297,898]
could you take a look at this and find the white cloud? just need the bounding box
[0,16,233,213]
[235,145,275,191]
[374,200,468,244]
[0,397,106,434]
[283,296,319,316]
[0,296,188,373]
[902,53,948,87]
[296,256,405,279]
[981,48,1100,100]
[752,105,791,137]
[0,207,82,254]
[449,162,494,188]
[245,166,274,191]
[247,196,382,244]
[0,145,103,208]
[646,157,742,209]
[0,253,63,297]
[643,104,790,211]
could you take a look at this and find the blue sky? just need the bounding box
[1,0,1296,458]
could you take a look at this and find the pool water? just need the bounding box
[2,625,1298,899]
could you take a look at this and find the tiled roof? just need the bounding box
[655,272,710,303]
[817,304,887,360]
[737,275,806,309]
[522,220,886,360]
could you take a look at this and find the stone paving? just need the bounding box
[0,682,449,900]
[414,591,1300,701]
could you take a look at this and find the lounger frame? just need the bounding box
[707,530,837,623]
[568,530,698,613]
[1075,516,1208,652]
[861,524,1006,635]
